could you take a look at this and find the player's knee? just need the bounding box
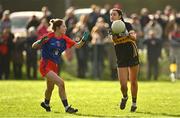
[50,86,55,91]
[57,80,65,89]
[121,84,127,91]
[131,80,137,87]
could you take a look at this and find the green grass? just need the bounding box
[0,79,180,118]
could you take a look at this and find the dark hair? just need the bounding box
[110,8,125,22]
[49,19,64,31]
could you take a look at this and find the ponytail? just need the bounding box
[49,18,64,31]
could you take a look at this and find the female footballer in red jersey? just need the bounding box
[32,18,88,113]
[109,8,139,112]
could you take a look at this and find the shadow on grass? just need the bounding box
[53,109,180,117]
[54,111,137,118]
[76,113,137,118]
[137,111,180,117]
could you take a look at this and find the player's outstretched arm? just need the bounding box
[74,31,89,48]
[32,36,49,49]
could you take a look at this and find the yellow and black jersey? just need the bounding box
[112,22,139,67]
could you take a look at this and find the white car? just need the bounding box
[74,8,132,23]
[10,11,43,38]
[74,8,106,20]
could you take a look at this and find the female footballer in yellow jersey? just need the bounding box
[109,8,139,112]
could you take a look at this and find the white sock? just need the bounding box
[65,105,70,111]
[44,103,49,107]
[132,102,136,107]
[123,96,128,100]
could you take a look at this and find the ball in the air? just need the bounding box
[111,20,126,34]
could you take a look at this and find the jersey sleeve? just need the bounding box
[63,35,76,49]
[125,22,133,32]
[38,32,53,44]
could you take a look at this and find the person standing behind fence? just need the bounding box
[87,4,101,31]
[26,15,40,30]
[91,17,107,79]
[0,10,11,33]
[102,4,118,80]
[168,23,180,79]
[41,6,53,22]
[12,35,24,79]
[24,27,38,79]
[37,17,49,39]
[72,15,89,78]
[63,7,77,66]
[130,13,143,49]
[139,8,150,31]
[0,28,14,79]
[143,30,162,80]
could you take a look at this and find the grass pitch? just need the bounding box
[0,79,180,118]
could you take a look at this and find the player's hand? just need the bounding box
[81,31,89,42]
[129,31,137,40]
[41,36,49,42]
[37,36,49,44]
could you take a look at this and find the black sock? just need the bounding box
[132,97,137,103]
[62,99,68,107]
[44,99,50,105]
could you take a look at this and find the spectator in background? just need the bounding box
[154,10,167,35]
[162,5,174,38]
[102,4,112,26]
[64,6,77,38]
[102,4,117,80]
[87,4,101,31]
[143,30,162,80]
[37,17,49,38]
[0,10,11,33]
[154,10,169,57]
[144,15,163,58]
[12,34,24,79]
[41,6,53,22]
[139,8,150,31]
[168,23,180,79]
[26,15,40,30]
[63,7,78,72]
[0,28,14,79]
[104,35,118,80]
[91,17,107,79]
[131,13,143,49]
[113,3,123,9]
[164,9,178,56]
[0,4,3,19]
[164,5,173,18]
[175,12,180,24]
[72,15,89,78]
[87,4,101,76]
[24,27,38,79]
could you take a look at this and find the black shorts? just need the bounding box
[114,42,139,67]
